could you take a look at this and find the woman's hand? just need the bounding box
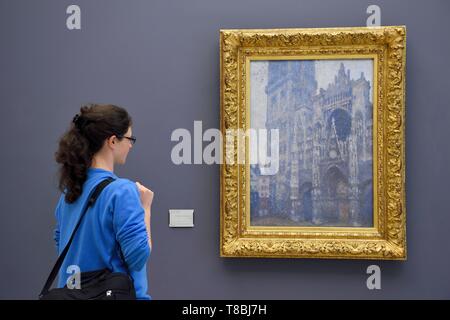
[135,181,153,250]
[135,181,154,210]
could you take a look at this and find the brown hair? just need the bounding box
[55,104,132,203]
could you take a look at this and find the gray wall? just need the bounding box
[0,0,449,299]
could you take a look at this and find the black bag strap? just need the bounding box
[39,177,115,298]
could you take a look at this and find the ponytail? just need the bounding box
[55,104,132,203]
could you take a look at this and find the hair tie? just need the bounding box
[72,114,80,124]
[72,113,87,130]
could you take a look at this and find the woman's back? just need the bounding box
[54,167,151,299]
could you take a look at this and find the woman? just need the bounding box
[53,104,154,299]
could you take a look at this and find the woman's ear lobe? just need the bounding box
[107,136,115,146]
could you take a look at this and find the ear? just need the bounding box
[106,135,117,149]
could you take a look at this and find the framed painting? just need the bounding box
[220,26,406,260]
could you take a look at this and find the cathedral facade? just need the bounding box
[250,61,373,227]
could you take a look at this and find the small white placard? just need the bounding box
[169,209,194,227]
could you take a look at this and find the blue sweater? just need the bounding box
[53,168,151,299]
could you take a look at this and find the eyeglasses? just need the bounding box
[118,135,137,145]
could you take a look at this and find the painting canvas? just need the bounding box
[250,59,374,228]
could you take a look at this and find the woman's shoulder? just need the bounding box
[104,178,142,212]
[107,177,139,196]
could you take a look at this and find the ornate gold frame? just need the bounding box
[220,26,406,260]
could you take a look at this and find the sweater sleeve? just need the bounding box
[111,180,150,271]
[53,195,63,254]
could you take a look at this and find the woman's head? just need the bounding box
[55,104,133,203]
